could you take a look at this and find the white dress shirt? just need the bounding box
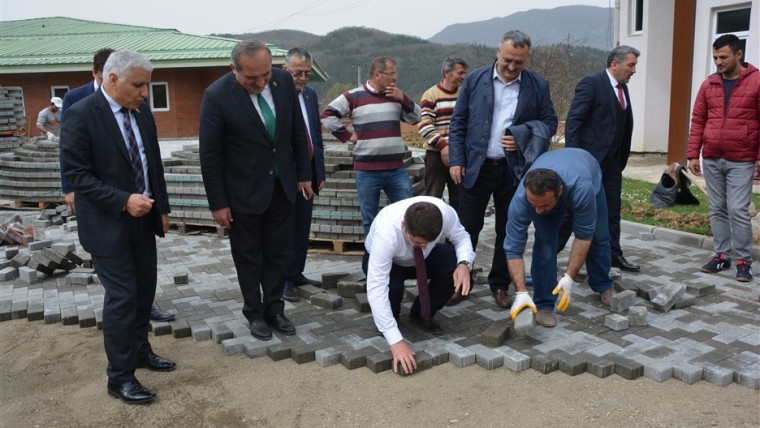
[606,70,626,109]
[250,84,276,123]
[364,196,475,345]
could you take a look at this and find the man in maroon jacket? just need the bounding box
[687,34,760,283]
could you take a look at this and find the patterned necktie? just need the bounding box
[414,246,431,321]
[616,83,626,110]
[256,93,276,141]
[120,108,146,194]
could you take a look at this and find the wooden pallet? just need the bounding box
[170,222,228,238]
[0,199,58,210]
[308,237,364,255]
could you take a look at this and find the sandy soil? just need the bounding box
[1,320,758,427]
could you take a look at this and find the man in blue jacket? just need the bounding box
[448,30,557,308]
[505,148,617,327]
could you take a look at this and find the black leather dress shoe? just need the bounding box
[150,306,175,322]
[409,313,444,335]
[137,353,176,372]
[282,281,299,302]
[293,273,322,287]
[250,318,273,340]
[612,255,641,272]
[266,313,296,335]
[107,379,155,404]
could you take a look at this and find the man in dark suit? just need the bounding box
[280,47,326,302]
[199,39,312,340]
[60,50,175,404]
[448,30,558,309]
[60,49,114,212]
[563,45,641,272]
[60,47,175,323]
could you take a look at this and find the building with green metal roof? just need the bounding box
[0,17,328,139]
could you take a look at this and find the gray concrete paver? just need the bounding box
[1,209,758,388]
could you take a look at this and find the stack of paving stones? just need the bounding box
[311,143,424,245]
[0,86,25,154]
[159,141,425,246]
[1,209,759,389]
[159,144,220,234]
[0,135,64,205]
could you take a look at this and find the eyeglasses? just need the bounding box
[378,71,397,78]
[288,69,312,78]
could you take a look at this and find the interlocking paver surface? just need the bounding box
[1,208,758,388]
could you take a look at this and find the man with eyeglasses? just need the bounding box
[448,30,557,310]
[321,56,421,236]
[363,196,474,374]
[279,47,326,302]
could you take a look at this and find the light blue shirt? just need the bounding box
[101,87,151,197]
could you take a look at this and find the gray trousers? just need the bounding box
[702,157,755,261]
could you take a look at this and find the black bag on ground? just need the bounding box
[649,163,700,208]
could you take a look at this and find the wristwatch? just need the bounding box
[457,261,472,272]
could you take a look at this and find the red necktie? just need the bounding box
[616,84,626,110]
[414,247,431,321]
[304,117,314,160]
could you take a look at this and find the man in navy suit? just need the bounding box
[61,48,175,323]
[563,45,641,273]
[448,30,558,309]
[61,48,114,212]
[61,50,175,404]
[200,40,312,340]
[280,47,326,302]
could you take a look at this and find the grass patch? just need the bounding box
[621,177,760,236]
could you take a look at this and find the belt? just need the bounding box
[484,157,506,166]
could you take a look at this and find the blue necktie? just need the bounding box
[120,108,146,194]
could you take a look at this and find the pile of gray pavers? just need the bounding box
[0,240,92,286]
[1,210,758,389]
[0,86,25,155]
[0,136,65,204]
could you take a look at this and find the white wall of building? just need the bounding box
[618,0,675,153]
[691,0,759,106]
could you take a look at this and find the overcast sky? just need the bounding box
[2,0,612,39]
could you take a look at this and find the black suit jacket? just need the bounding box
[301,85,325,194]
[60,90,170,257]
[199,69,311,214]
[564,70,634,169]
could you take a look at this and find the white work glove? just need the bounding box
[552,273,575,312]
[510,291,537,320]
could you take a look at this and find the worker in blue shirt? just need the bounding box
[505,148,617,327]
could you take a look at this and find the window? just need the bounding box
[714,6,752,64]
[149,82,169,112]
[630,0,644,34]
[51,86,69,99]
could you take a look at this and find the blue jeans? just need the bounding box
[356,169,412,236]
[531,188,613,310]
[702,158,755,261]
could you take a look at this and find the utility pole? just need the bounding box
[351,63,364,87]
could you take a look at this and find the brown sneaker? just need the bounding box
[535,310,556,327]
[600,288,617,306]
[492,289,512,308]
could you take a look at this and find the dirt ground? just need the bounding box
[1,320,758,427]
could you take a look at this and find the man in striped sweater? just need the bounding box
[418,57,468,216]
[321,57,421,236]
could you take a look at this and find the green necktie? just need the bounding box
[256,93,278,176]
[256,93,276,141]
